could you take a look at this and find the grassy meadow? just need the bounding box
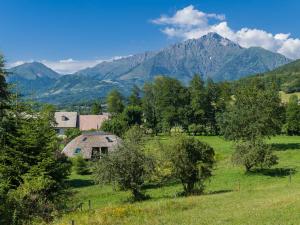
[279,91,300,103]
[53,135,300,225]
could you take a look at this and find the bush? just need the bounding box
[93,126,154,201]
[188,124,205,136]
[168,135,215,195]
[232,140,278,172]
[101,116,127,137]
[73,155,90,175]
[64,128,82,142]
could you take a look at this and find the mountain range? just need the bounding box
[7,33,292,105]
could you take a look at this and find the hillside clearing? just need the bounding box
[280,91,300,103]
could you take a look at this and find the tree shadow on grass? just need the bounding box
[67,179,95,188]
[141,180,179,190]
[250,168,296,177]
[271,143,300,151]
[206,189,234,195]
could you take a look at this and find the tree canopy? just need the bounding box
[106,89,124,115]
[168,135,215,195]
[284,95,300,135]
[93,126,154,201]
[218,80,283,141]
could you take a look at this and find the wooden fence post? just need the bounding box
[71,220,75,225]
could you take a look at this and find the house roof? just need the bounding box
[55,112,78,128]
[62,131,121,159]
[79,114,110,131]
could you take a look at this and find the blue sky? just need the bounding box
[1,0,300,73]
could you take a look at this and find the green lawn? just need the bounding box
[53,136,300,225]
[279,91,300,103]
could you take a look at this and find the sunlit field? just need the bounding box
[53,135,300,225]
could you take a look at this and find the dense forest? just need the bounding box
[101,75,299,137]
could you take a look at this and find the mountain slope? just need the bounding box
[7,33,292,104]
[75,52,157,80]
[119,33,244,83]
[214,47,292,81]
[8,62,60,80]
[75,33,290,84]
[7,62,60,95]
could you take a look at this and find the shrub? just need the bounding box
[93,126,154,201]
[232,140,278,172]
[64,128,82,142]
[101,116,127,137]
[188,123,205,136]
[168,135,215,195]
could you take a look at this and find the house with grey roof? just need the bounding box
[54,112,78,135]
[62,131,121,159]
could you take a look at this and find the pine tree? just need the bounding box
[0,54,12,224]
[107,89,124,115]
[0,104,72,224]
[74,155,90,175]
[0,54,9,117]
[128,85,142,106]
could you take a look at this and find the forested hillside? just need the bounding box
[239,59,300,93]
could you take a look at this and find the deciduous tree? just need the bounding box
[168,135,215,195]
[93,126,154,201]
[284,95,300,135]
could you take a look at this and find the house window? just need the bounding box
[91,147,108,160]
[61,115,69,121]
[74,148,81,154]
[101,147,108,155]
[91,147,100,159]
[106,137,113,142]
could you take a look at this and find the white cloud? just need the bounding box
[41,58,104,74]
[152,5,225,28]
[152,5,300,59]
[7,60,33,68]
[7,56,129,74]
[278,39,300,59]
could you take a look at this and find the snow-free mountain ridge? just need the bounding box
[7,33,292,104]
